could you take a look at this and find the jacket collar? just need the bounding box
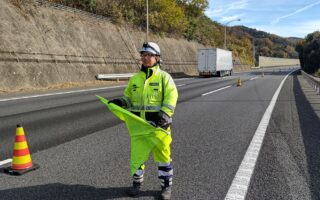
[141,63,160,78]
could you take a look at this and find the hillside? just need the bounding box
[231,26,300,59]
[50,0,300,65]
[0,0,300,92]
[0,0,206,92]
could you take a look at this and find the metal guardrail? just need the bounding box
[0,50,138,65]
[301,70,320,94]
[96,73,135,81]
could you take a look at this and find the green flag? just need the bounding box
[97,95,171,175]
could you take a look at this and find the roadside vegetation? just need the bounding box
[295,31,320,77]
[47,0,299,65]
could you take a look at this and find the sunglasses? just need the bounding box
[141,53,155,58]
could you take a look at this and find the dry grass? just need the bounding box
[9,0,33,8]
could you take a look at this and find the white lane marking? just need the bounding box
[176,84,186,87]
[201,85,231,96]
[175,78,194,81]
[0,159,12,166]
[249,77,259,81]
[0,77,193,102]
[224,69,297,200]
[0,85,127,102]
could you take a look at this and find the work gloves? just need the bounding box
[151,111,172,130]
[108,98,124,107]
[108,99,172,129]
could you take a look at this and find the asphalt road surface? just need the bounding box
[0,67,319,200]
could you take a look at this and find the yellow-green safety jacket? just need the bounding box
[121,64,178,122]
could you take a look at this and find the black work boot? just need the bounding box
[127,182,141,197]
[160,186,171,200]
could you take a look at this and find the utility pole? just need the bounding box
[252,37,256,66]
[146,0,149,42]
[224,18,240,49]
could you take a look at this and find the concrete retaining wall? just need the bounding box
[258,56,300,67]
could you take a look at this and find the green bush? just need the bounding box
[296,31,320,74]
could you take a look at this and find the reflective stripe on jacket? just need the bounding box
[122,64,178,120]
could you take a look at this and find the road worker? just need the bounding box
[108,42,178,200]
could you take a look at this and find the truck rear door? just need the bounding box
[198,49,207,72]
[207,49,216,72]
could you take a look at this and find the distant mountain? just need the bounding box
[286,37,303,44]
[231,26,300,58]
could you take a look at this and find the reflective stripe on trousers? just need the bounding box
[133,164,145,183]
[132,162,173,188]
[158,162,173,188]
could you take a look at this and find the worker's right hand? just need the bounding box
[153,111,172,130]
[108,98,123,107]
[149,121,157,127]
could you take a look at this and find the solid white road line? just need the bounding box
[175,78,194,81]
[0,159,12,166]
[0,85,127,102]
[224,69,297,200]
[201,85,231,96]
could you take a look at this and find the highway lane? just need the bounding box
[246,71,320,199]
[0,68,305,199]
[0,75,243,159]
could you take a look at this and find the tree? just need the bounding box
[177,0,208,17]
[146,0,186,35]
[296,31,320,74]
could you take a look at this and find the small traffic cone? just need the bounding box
[4,124,39,175]
[237,78,242,87]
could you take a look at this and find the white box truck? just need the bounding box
[198,48,233,77]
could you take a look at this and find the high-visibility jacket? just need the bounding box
[122,64,178,121]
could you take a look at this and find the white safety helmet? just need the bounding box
[140,42,161,56]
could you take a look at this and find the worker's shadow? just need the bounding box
[0,183,159,200]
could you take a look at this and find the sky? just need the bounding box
[205,0,320,38]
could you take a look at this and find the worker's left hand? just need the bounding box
[108,98,123,107]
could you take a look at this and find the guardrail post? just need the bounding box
[103,57,107,65]
[35,52,40,63]
[10,51,19,62]
[65,55,71,64]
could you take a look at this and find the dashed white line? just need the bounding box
[201,85,231,96]
[0,85,126,102]
[249,77,259,81]
[224,69,297,200]
[176,84,186,87]
[0,159,12,166]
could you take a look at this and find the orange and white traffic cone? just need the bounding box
[237,78,242,87]
[4,124,39,175]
